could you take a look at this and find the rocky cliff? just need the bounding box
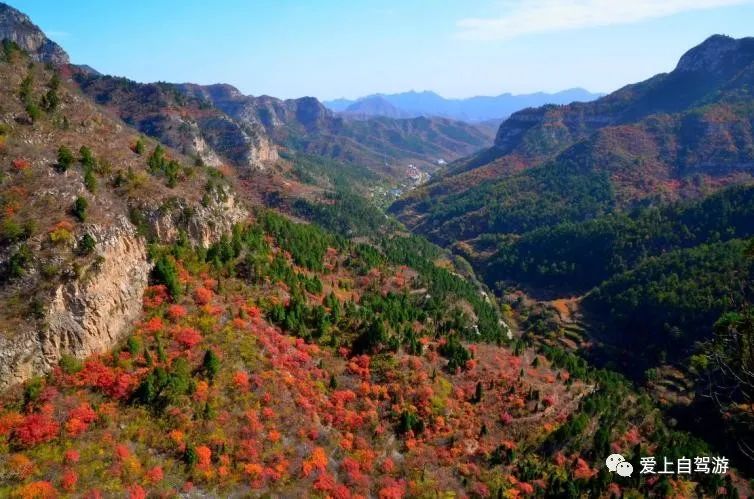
[0,218,149,387]
[0,190,249,390]
[177,83,495,178]
[0,43,251,389]
[0,2,69,65]
[72,74,279,171]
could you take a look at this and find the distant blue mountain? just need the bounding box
[324,88,603,122]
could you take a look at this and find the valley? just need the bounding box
[0,1,753,497]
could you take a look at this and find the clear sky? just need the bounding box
[8,0,754,100]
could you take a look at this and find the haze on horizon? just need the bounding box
[8,0,754,100]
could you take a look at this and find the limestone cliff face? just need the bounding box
[148,189,250,246]
[0,193,249,390]
[0,217,147,388]
[193,114,278,171]
[72,74,278,172]
[0,2,69,65]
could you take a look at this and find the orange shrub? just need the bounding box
[8,453,35,479]
[196,445,212,467]
[233,371,250,391]
[0,411,23,436]
[11,158,31,171]
[14,481,57,499]
[302,447,327,477]
[193,287,213,305]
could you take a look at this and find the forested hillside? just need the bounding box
[392,35,754,242]
[390,34,754,479]
[1,1,754,496]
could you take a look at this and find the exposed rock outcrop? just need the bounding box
[0,217,148,388]
[176,83,493,177]
[72,73,278,172]
[0,191,250,389]
[147,189,250,247]
[0,2,69,65]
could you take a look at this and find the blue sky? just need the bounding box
[9,0,754,100]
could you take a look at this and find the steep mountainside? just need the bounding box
[387,35,754,471]
[392,35,754,244]
[0,3,752,497]
[72,73,278,171]
[324,88,603,122]
[177,83,495,178]
[0,3,67,64]
[0,39,247,388]
[4,207,731,497]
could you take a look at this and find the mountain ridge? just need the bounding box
[0,3,752,497]
[324,88,603,122]
[176,82,495,178]
[392,33,754,242]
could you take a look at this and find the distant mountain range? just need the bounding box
[324,88,603,122]
[392,34,754,244]
[71,77,494,183]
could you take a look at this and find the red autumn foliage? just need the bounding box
[13,413,60,447]
[143,285,169,308]
[174,327,203,348]
[75,360,135,400]
[15,481,57,499]
[65,403,97,436]
[142,316,164,333]
[12,158,31,171]
[167,304,188,321]
[516,481,535,495]
[115,443,131,460]
[233,371,250,391]
[146,466,164,484]
[381,458,395,474]
[193,287,213,305]
[573,457,596,480]
[379,479,407,499]
[64,449,80,464]
[243,305,262,318]
[196,445,212,468]
[128,484,147,499]
[60,468,78,492]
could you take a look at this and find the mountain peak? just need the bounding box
[0,1,69,64]
[344,95,413,119]
[675,34,754,74]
